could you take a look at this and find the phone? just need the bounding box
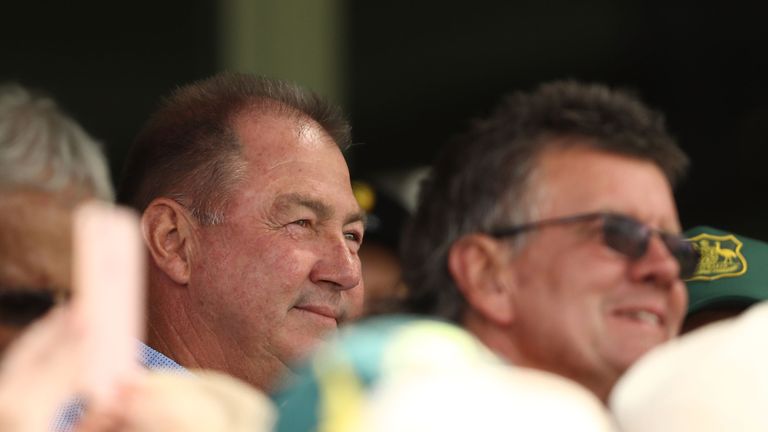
[71,201,146,405]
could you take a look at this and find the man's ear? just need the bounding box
[448,234,517,326]
[141,198,197,286]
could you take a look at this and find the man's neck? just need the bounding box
[461,312,618,403]
[146,318,205,369]
[146,287,292,392]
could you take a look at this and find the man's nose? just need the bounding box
[628,234,681,286]
[309,234,361,290]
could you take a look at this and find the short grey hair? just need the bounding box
[0,83,114,201]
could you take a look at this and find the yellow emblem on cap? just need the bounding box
[687,233,747,281]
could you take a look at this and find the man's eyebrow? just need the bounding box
[273,193,366,226]
[274,193,332,219]
[345,210,367,227]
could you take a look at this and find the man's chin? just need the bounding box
[278,328,338,364]
[605,341,662,376]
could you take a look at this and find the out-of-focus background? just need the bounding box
[3,0,767,237]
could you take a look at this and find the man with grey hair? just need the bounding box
[0,83,113,353]
[116,72,365,392]
[401,81,699,402]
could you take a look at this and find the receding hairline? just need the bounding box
[226,104,350,183]
[231,101,342,142]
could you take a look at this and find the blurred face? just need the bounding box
[360,242,405,315]
[0,191,73,352]
[504,144,687,399]
[187,113,364,389]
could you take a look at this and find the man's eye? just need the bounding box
[344,232,362,243]
[292,219,310,228]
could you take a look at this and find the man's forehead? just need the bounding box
[530,145,678,224]
[0,225,71,291]
[0,194,73,290]
[0,197,73,239]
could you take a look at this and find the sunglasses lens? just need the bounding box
[604,216,701,279]
[603,215,649,259]
[663,236,701,279]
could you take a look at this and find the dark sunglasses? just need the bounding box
[0,289,57,326]
[488,212,700,279]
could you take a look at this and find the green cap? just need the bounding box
[684,226,768,315]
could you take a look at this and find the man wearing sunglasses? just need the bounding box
[401,80,694,402]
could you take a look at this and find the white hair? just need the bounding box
[0,83,114,201]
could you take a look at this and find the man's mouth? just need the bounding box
[293,304,340,326]
[612,306,666,328]
[614,309,662,326]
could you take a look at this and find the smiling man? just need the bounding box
[117,73,365,392]
[401,81,696,402]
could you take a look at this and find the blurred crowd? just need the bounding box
[1,75,767,432]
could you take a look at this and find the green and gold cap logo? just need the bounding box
[687,232,747,281]
[684,226,768,315]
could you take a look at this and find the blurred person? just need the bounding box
[0,195,70,352]
[1,201,143,432]
[0,310,275,432]
[3,200,274,432]
[0,83,114,201]
[0,83,113,353]
[400,80,697,402]
[116,72,365,392]
[273,315,616,432]
[0,308,86,432]
[77,371,275,432]
[611,300,768,431]
[0,296,275,432]
[352,180,409,315]
[681,226,768,333]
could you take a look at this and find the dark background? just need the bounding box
[4,1,767,238]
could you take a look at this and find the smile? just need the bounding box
[293,305,339,326]
[612,307,665,327]
[616,310,662,326]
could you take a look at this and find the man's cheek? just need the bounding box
[347,285,366,320]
